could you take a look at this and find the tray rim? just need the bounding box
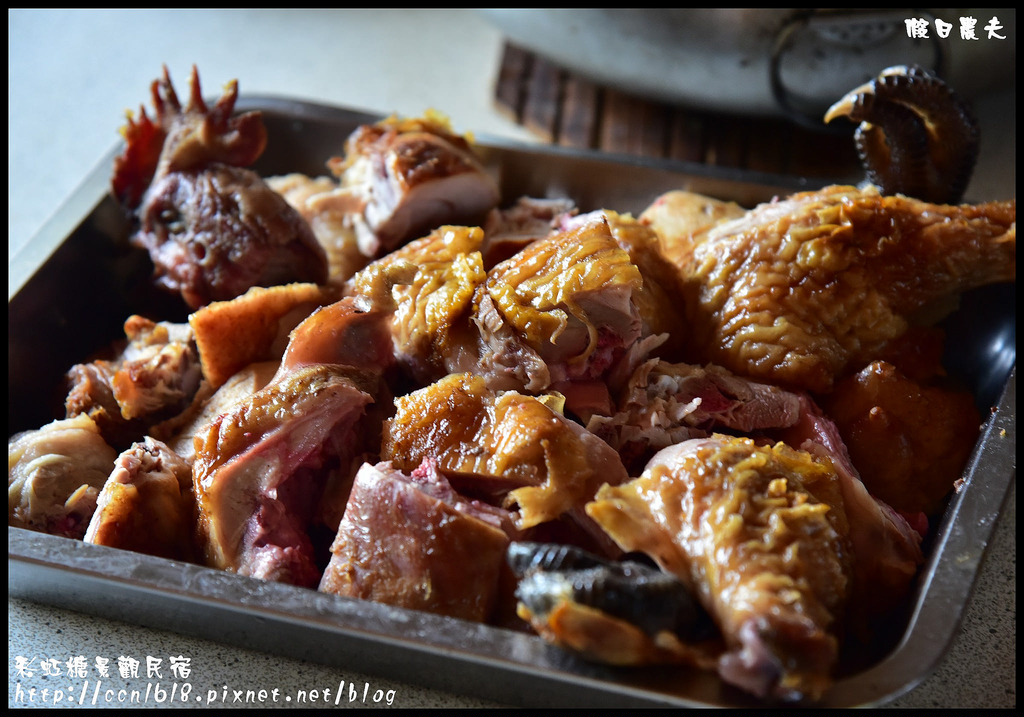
[7,94,1018,709]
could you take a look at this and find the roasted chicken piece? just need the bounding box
[9,414,118,539]
[345,225,487,385]
[188,282,336,389]
[473,214,648,396]
[776,393,925,624]
[65,315,202,449]
[192,289,399,587]
[320,459,514,622]
[83,437,196,562]
[267,173,370,286]
[192,363,380,587]
[380,373,628,553]
[821,360,982,517]
[587,436,853,702]
[481,196,577,267]
[324,111,500,257]
[679,184,1015,394]
[561,209,692,362]
[151,360,279,465]
[587,359,803,474]
[113,66,327,309]
[638,189,746,269]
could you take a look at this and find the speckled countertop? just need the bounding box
[8,8,1016,709]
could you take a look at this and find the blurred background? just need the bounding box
[9,8,1015,257]
[7,8,1015,710]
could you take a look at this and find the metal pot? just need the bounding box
[478,9,1015,125]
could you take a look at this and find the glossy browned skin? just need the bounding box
[192,364,378,587]
[328,112,500,256]
[475,216,645,393]
[84,437,196,562]
[587,436,852,702]
[821,360,982,516]
[319,461,511,622]
[680,185,1015,394]
[381,373,628,534]
[346,225,487,384]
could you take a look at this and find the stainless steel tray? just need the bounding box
[8,97,1017,708]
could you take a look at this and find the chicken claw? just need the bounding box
[824,64,980,205]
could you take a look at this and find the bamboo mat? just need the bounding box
[493,43,863,181]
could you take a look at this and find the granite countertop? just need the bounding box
[8,8,1016,710]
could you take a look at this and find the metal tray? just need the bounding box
[7,97,1017,708]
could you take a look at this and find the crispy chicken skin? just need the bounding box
[474,215,646,394]
[587,436,852,702]
[188,283,336,389]
[9,415,118,539]
[84,437,196,562]
[381,373,628,550]
[679,185,1015,393]
[346,225,487,385]
[562,209,692,362]
[319,459,513,622]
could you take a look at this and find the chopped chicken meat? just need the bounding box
[84,436,196,562]
[320,459,513,622]
[65,315,201,449]
[324,111,500,257]
[381,373,628,554]
[473,215,646,394]
[587,359,803,474]
[345,225,487,385]
[821,360,982,517]
[188,282,336,389]
[9,414,118,539]
[267,173,371,285]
